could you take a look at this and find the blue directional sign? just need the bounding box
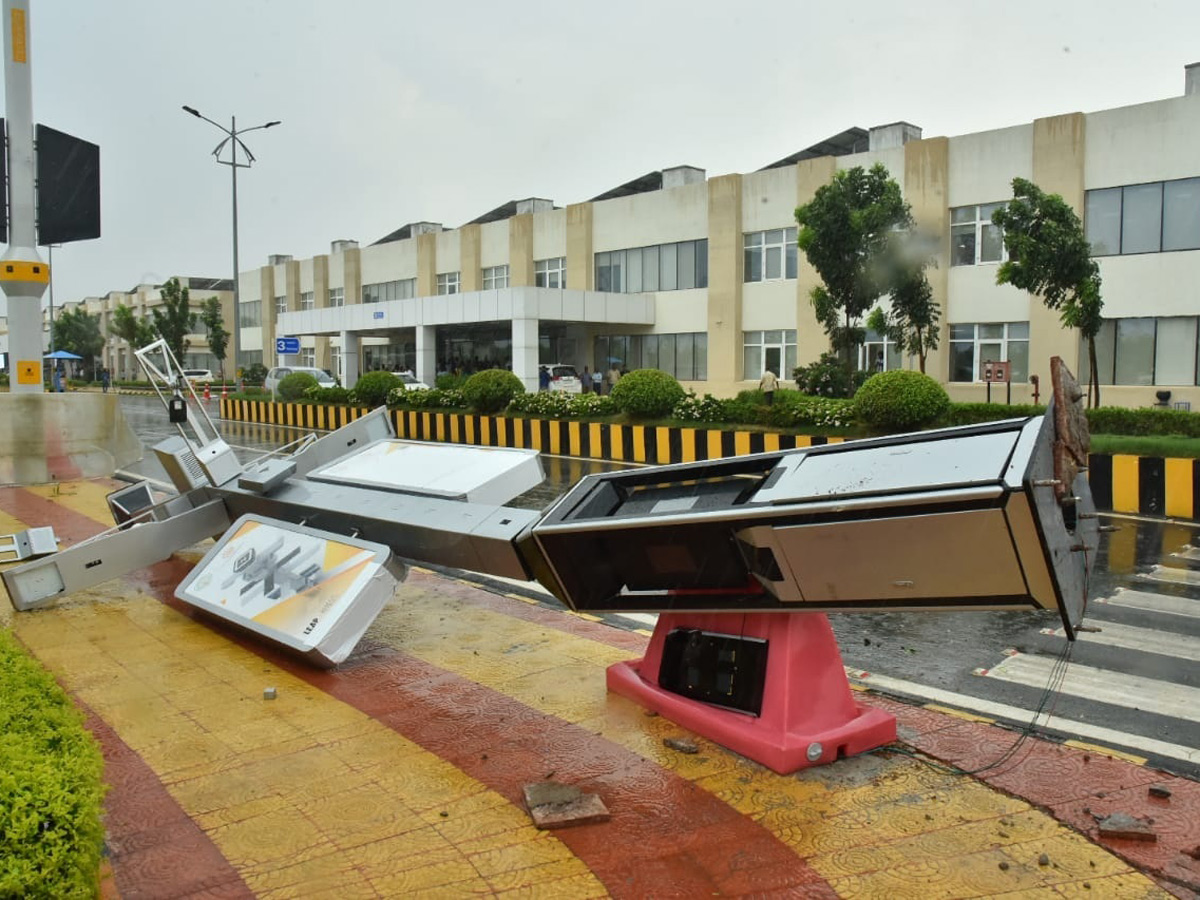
[276,336,301,355]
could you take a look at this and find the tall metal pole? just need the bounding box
[181,107,279,386]
[1,0,49,393]
[46,243,54,352]
[230,115,240,382]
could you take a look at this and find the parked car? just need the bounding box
[396,371,429,390]
[182,369,214,384]
[264,365,337,397]
[546,364,582,393]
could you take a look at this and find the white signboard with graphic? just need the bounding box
[175,514,401,666]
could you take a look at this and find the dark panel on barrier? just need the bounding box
[35,125,101,245]
[659,629,769,715]
[1138,457,1165,517]
[0,119,5,243]
[668,427,683,464]
[749,432,765,455]
[719,430,735,458]
[1194,459,1200,519]
[1088,454,1113,511]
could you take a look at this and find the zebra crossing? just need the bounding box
[973,534,1200,774]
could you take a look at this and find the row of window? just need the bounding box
[1086,178,1200,256]
[595,240,709,293]
[1080,316,1200,386]
[594,332,708,382]
[363,279,416,303]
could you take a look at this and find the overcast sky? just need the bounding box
[14,0,1200,307]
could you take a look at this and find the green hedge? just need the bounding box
[610,369,686,419]
[1085,405,1200,438]
[0,629,106,898]
[350,371,401,407]
[462,369,524,414]
[277,372,318,402]
[855,371,950,431]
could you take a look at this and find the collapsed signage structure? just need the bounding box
[2,340,1100,771]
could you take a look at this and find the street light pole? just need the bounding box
[181,106,280,385]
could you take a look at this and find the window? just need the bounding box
[299,348,315,368]
[238,300,261,327]
[535,257,566,288]
[330,345,342,382]
[1086,178,1200,255]
[1081,317,1200,386]
[743,228,798,282]
[860,330,903,373]
[595,240,708,293]
[242,350,263,369]
[299,291,314,311]
[328,287,345,307]
[274,295,287,315]
[592,332,707,381]
[362,279,416,303]
[950,203,1006,266]
[948,322,1029,382]
[742,330,797,381]
[437,272,460,295]
[482,265,509,289]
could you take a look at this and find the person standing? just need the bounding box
[592,368,603,394]
[607,365,622,395]
[759,368,779,406]
[101,368,110,393]
[581,366,591,393]
[538,366,550,391]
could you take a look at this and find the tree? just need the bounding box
[151,277,198,365]
[108,304,157,350]
[199,296,229,380]
[796,164,913,380]
[865,247,940,373]
[991,178,1104,407]
[54,308,105,378]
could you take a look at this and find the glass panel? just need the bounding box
[1121,183,1163,254]
[1007,321,1029,340]
[660,243,677,291]
[784,344,796,376]
[642,246,659,291]
[695,333,707,381]
[610,250,624,293]
[1114,318,1155,385]
[1092,320,1116,385]
[744,232,763,247]
[950,323,975,340]
[658,335,675,375]
[626,247,643,293]
[1085,188,1122,255]
[951,224,976,266]
[765,229,785,245]
[949,342,974,382]
[677,241,696,290]
[594,336,609,372]
[980,202,1005,221]
[979,323,1004,340]
[612,335,629,368]
[743,345,762,381]
[744,246,761,282]
[595,252,610,292]
[980,222,1004,262]
[978,343,1002,379]
[785,240,797,279]
[548,269,561,289]
[885,343,902,372]
[1154,317,1197,385]
[676,333,694,380]
[1163,178,1200,251]
[765,246,782,279]
[643,334,659,370]
[764,330,782,344]
[1006,341,1029,382]
[951,206,976,224]
[695,240,708,288]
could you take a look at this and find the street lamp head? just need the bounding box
[182,105,201,117]
[264,121,282,128]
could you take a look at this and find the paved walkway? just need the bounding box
[1,479,1198,898]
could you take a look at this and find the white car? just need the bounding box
[182,369,214,384]
[546,364,582,393]
[396,371,429,390]
[264,366,337,397]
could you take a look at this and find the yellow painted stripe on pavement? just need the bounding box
[923,703,995,724]
[1062,740,1147,766]
[22,480,118,526]
[13,597,599,898]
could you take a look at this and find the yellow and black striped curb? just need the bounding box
[219,398,1200,521]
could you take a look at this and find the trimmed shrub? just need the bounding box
[793,352,868,398]
[940,402,1045,427]
[462,368,524,414]
[435,372,469,391]
[277,371,318,402]
[854,370,950,431]
[671,391,728,424]
[508,390,616,418]
[766,393,856,429]
[388,387,466,410]
[610,369,686,419]
[242,362,268,386]
[351,371,402,407]
[1086,405,1200,438]
[0,629,106,898]
[305,385,352,405]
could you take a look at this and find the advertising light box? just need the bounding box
[175,514,401,666]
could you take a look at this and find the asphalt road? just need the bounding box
[115,393,1200,778]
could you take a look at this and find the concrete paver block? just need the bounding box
[1097,812,1158,842]
[523,781,610,830]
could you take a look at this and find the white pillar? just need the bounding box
[340,330,360,388]
[415,325,436,387]
[511,318,539,393]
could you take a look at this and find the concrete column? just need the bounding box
[340,330,360,388]
[509,213,534,286]
[259,267,276,369]
[904,137,950,377]
[512,318,539,393]
[343,245,362,306]
[566,202,593,291]
[313,254,330,371]
[460,224,481,292]
[795,157,838,369]
[1030,112,1086,375]
[415,325,436,387]
[417,233,437,297]
[706,174,743,387]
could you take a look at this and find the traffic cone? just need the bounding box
[203,383,211,402]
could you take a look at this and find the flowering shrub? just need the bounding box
[305,385,352,404]
[767,396,856,428]
[388,387,465,409]
[508,390,616,418]
[792,352,867,398]
[671,391,728,423]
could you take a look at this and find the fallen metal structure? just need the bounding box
[2,341,1099,771]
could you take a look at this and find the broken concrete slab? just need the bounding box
[663,736,699,754]
[1097,812,1157,843]
[523,781,610,830]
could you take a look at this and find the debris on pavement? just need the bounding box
[1096,812,1157,842]
[523,781,610,830]
[663,736,699,754]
